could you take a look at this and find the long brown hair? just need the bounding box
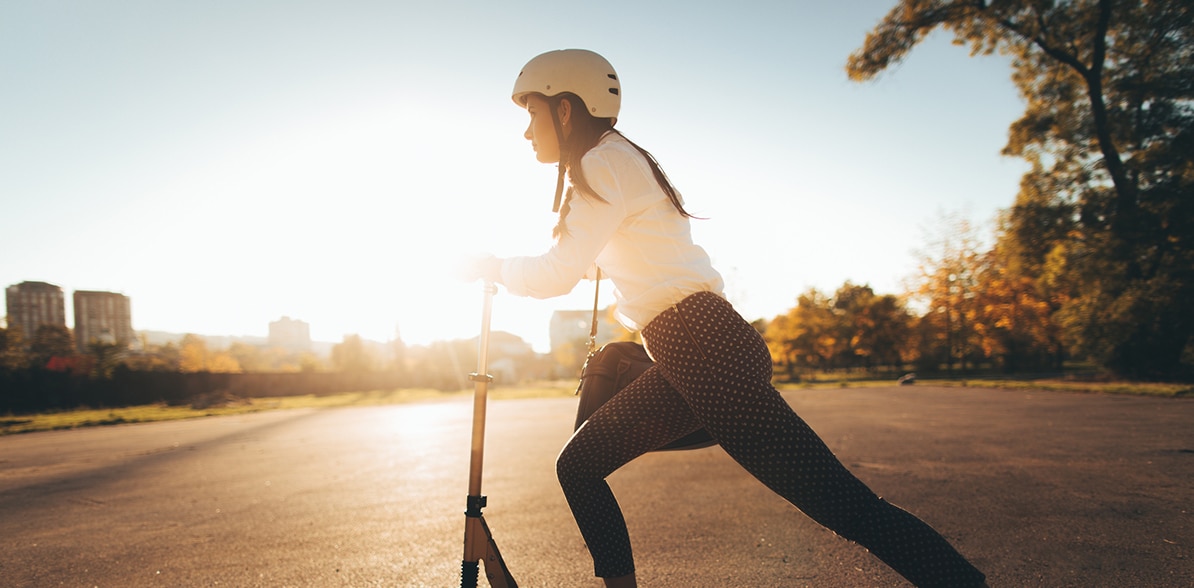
[550,93,696,238]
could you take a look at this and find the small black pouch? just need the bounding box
[574,341,716,451]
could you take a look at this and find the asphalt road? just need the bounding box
[1,386,1191,587]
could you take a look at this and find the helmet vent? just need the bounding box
[609,88,619,95]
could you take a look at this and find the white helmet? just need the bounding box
[512,49,620,119]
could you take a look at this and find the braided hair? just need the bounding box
[549,93,695,239]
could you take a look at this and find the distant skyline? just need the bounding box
[1,1,1028,353]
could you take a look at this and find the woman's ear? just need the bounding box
[557,98,572,128]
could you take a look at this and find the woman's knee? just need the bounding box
[557,434,622,493]
[555,449,573,485]
[555,441,590,489]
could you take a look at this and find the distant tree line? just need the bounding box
[763,212,1075,380]
[0,324,548,414]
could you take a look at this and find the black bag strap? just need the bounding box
[587,268,601,355]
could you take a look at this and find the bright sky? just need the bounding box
[1,0,1028,353]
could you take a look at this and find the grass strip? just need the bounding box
[1,383,578,436]
[930,378,1192,398]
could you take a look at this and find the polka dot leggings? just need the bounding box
[556,291,986,587]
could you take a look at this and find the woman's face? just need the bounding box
[524,94,566,164]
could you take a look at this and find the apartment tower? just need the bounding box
[5,281,66,338]
[269,316,311,352]
[73,290,135,352]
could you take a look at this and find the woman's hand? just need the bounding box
[458,254,504,284]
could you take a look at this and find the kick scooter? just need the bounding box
[459,281,517,587]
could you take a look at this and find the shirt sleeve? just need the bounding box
[501,152,627,299]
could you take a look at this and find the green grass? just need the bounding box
[775,375,1191,397]
[3,377,1187,436]
[0,382,579,436]
[930,378,1193,398]
[2,403,262,435]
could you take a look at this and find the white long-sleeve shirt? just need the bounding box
[500,132,724,331]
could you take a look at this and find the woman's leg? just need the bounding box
[556,366,704,579]
[642,292,986,588]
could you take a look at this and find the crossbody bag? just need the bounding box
[572,270,716,451]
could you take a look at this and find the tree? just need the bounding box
[388,331,408,378]
[834,283,914,370]
[123,340,180,372]
[87,340,126,378]
[178,334,240,373]
[849,0,1194,378]
[765,283,914,376]
[784,288,845,372]
[909,211,987,373]
[30,324,75,369]
[179,334,209,373]
[0,325,30,372]
[331,334,377,373]
[765,312,800,379]
[972,241,1060,372]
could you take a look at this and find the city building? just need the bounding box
[5,281,66,338]
[549,308,626,354]
[73,290,135,352]
[269,316,311,352]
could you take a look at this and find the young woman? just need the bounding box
[467,49,987,588]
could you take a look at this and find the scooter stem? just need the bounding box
[467,281,497,496]
[459,281,516,588]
